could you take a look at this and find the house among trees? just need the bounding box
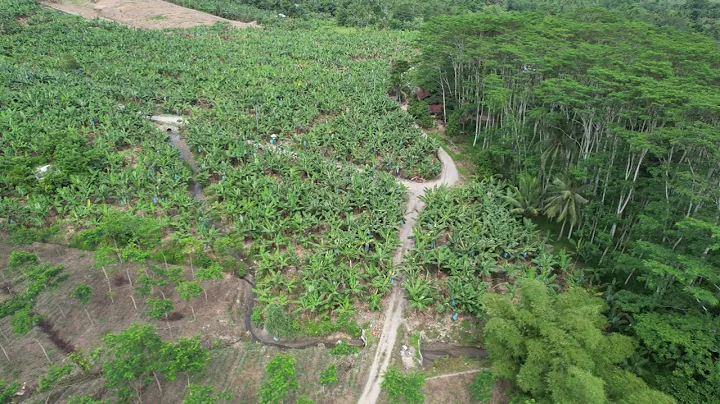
[429,104,443,116]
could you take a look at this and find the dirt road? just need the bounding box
[42,0,259,29]
[147,113,461,404]
[358,147,459,404]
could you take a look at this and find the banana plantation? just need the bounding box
[0,5,442,325]
[403,181,569,316]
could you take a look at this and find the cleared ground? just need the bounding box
[42,0,259,29]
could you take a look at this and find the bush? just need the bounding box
[66,396,104,404]
[319,364,338,385]
[470,371,496,402]
[183,383,233,404]
[9,225,57,245]
[297,313,361,337]
[444,110,466,138]
[146,298,174,320]
[71,210,161,250]
[329,341,360,356]
[259,354,298,404]
[38,363,74,392]
[470,148,496,180]
[0,379,20,403]
[71,284,92,305]
[7,251,38,268]
[10,307,38,335]
[407,100,435,129]
[264,302,297,338]
[381,366,425,404]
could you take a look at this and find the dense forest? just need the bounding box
[411,10,719,402]
[167,0,720,37]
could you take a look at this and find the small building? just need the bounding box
[414,87,432,101]
[429,104,443,116]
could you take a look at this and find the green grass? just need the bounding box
[424,358,485,378]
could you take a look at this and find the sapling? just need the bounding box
[71,283,93,325]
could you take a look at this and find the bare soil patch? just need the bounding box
[0,241,247,396]
[424,371,477,404]
[42,0,259,29]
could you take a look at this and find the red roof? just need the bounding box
[416,88,431,101]
[429,104,443,113]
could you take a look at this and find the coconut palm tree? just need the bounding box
[543,176,588,240]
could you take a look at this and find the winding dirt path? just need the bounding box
[358,148,458,404]
[425,369,486,381]
[42,0,259,29]
[152,112,462,403]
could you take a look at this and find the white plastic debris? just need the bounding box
[33,164,52,180]
[148,115,186,131]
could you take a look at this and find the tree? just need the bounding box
[502,173,542,217]
[389,60,411,103]
[102,323,209,401]
[195,263,223,301]
[160,336,209,381]
[102,323,167,400]
[177,281,202,320]
[633,312,720,402]
[543,176,587,239]
[482,280,674,403]
[146,297,174,320]
[259,354,298,404]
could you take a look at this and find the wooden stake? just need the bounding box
[35,340,51,363]
[126,267,133,288]
[153,372,163,395]
[0,343,9,361]
[84,308,93,326]
[101,266,114,304]
[56,304,67,319]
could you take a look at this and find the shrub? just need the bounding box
[7,251,38,268]
[259,354,298,404]
[319,364,338,385]
[146,298,174,320]
[9,225,57,245]
[407,100,435,129]
[264,302,296,338]
[183,383,233,404]
[66,396,104,404]
[10,307,38,335]
[381,366,425,404]
[38,363,74,392]
[71,284,92,305]
[329,341,360,356]
[470,371,496,402]
[0,379,20,403]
